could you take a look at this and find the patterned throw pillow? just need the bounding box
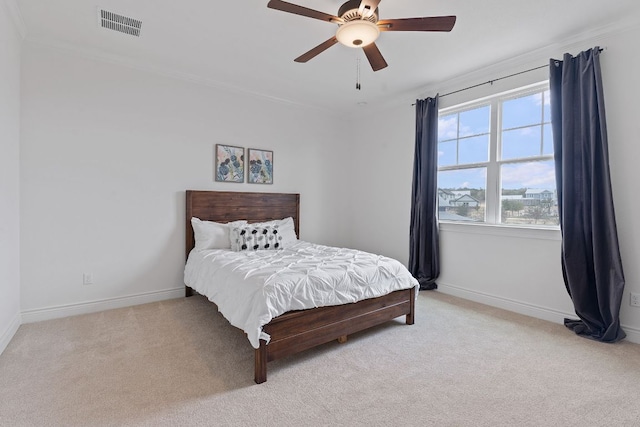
[230,225,284,251]
[249,217,297,245]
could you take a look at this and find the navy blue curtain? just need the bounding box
[409,96,440,290]
[549,47,626,342]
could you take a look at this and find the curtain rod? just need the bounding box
[437,64,548,99]
[413,47,604,104]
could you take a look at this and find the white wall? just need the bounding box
[346,104,415,264]
[349,23,640,342]
[19,43,352,320]
[0,0,22,353]
[14,10,640,346]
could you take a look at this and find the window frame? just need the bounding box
[437,81,559,230]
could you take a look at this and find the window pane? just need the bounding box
[501,125,542,160]
[438,140,457,167]
[438,114,458,142]
[502,93,543,130]
[459,106,490,137]
[543,124,554,155]
[438,168,486,223]
[500,160,558,226]
[543,90,551,122]
[437,84,556,228]
[459,135,489,164]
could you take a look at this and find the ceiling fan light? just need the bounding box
[336,20,380,48]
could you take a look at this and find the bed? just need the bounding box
[184,190,417,383]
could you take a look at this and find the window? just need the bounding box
[437,83,558,227]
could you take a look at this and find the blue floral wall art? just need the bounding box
[215,144,244,183]
[248,148,273,184]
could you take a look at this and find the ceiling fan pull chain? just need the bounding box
[356,57,361,90]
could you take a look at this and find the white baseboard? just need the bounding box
[0,311,21,355]
[622,325,640,344]
[16,283,640,345]
[436,282,640,344]
[21,287,185,324]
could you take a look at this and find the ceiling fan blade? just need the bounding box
[358,0,381,18]
[267,0,341,23]
[362,42,388,72]
[378,16,457,32]
[294,37,339,63]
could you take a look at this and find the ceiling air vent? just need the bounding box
[99,9,142,37]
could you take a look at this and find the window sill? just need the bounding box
[438,221,561,241]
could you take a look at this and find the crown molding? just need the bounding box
[414,17,640,102]
[349,16,640,120]
[23,36,343,118]
[2,0,26,39]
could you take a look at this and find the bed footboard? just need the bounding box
[254,287,415,384]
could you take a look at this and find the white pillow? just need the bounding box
[250,217,297,245]
[191,217,247,250]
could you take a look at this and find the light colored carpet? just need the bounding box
[2,291,640,427]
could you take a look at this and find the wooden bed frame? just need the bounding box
[185,190,415,383]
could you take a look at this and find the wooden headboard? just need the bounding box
[185,190,300,259]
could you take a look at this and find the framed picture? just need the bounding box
[248,148,273,184]
[215,144,244,183]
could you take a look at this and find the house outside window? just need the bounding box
[437,82,558,227]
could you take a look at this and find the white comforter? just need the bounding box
[184,241,419,349]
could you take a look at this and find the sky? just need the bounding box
[437,90,556,192]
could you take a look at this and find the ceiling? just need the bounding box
[16,1,640,116]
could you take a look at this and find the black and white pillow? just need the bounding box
[230,225,284,251]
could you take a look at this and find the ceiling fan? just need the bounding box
[267,0,456,72]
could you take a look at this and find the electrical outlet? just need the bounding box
[631,292,640,307]
[83,273,94,286]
